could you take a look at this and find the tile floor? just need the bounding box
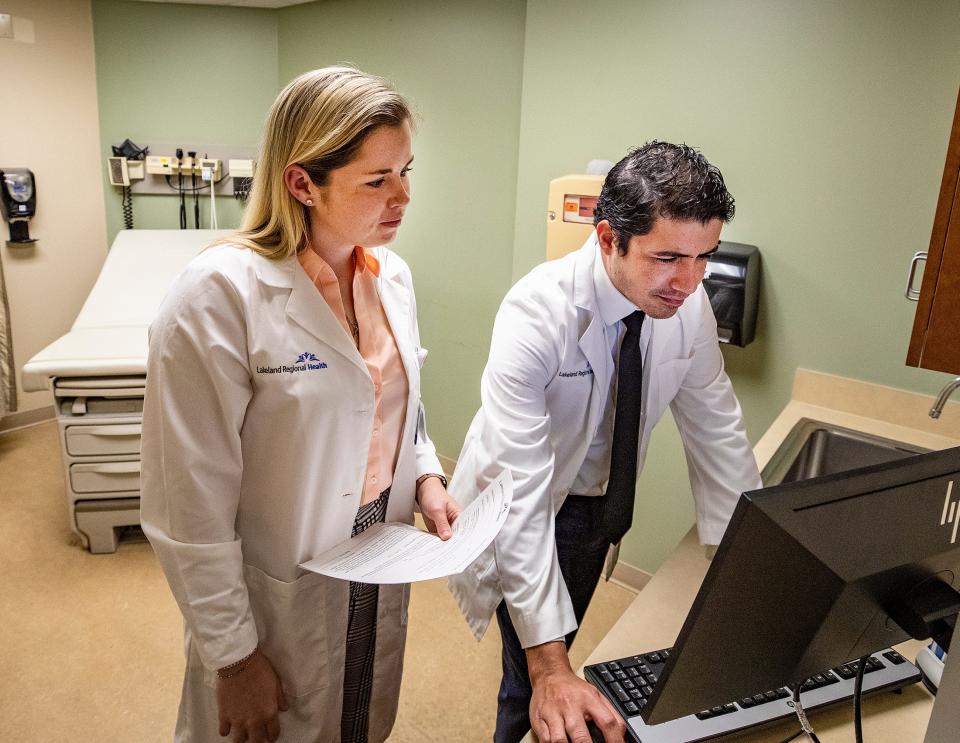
[0,421,635,741]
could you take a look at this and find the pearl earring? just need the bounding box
[306,199,314,206]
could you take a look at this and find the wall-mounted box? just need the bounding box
[546,174,604,260]
[703,242,760,347]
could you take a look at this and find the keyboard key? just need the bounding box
[645,672,658,684]
[884,650,906,665]
[619,657,640,669]
[614,670,628,680]
[835,664,856,680]
[627,667,640,678]
[723,704,737,714]
[629,689,644,701]
[739,697,755,708]
[623,680,636,690]
[642,685,654,697]
[638,664,650,675]
[599,671,614,683]
[763,690,780,702]
[612,683,629,703]
[752,694,768,705]
[661,649,671,658]
[608,662,621,671]
[624,702,639,714]
[695,710,714,720]
[647,652,663,663]
[636,698,647,709]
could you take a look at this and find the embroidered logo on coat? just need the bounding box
[558,367,593,378]
[256,352,328,375]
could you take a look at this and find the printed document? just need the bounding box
[300,470,512,584]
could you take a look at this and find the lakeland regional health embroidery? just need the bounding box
[558,367,593,378]
[257,352,328,375]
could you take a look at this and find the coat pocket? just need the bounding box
[242,564,334,698]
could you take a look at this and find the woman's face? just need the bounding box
[308,120,413,250]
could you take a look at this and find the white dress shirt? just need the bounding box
[569,246,651,496]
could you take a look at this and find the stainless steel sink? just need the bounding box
[761,418,929,486]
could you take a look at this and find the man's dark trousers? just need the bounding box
[493,494,612,743]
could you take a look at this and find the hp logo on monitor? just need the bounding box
[940,481,958,544]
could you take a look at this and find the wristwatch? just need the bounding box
[416,473,448,489]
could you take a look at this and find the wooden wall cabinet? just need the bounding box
[907,88,960,375]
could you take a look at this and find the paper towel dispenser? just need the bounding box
[703,242,760,347]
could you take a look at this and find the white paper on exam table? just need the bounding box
[300,470,512,584]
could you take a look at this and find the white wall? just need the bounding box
[0,0,107,415]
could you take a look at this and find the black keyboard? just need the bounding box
[584,646,921,742]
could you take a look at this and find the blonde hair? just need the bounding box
[221,66,411,260]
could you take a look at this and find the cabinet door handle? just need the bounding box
[905,251,928,301]
[71,424,141,437]
[76,462,141,475]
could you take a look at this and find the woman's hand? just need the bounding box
[417,476,461,540]
[216,650,289,743]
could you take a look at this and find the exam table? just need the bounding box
[22,230,225,552]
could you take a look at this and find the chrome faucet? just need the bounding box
[930,377,960,419]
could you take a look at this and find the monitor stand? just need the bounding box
[890,580,958,742]
[923,647,959,743]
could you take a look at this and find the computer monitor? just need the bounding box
[642,444,960,727]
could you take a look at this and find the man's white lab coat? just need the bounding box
[448,236,762,649]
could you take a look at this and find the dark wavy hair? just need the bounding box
[594,141,735,255]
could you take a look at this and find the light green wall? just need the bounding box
[91,0,279,242]
[91,1,960,574]
[514,0,960,571]
[277,0,526,457]
[92,0,525,458]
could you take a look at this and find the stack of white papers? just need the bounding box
[300,470,512,584]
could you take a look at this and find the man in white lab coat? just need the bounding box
[448,142,763,743]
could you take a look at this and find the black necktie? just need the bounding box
[601,310,645,544]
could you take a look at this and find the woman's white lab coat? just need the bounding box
[140,243,442,743]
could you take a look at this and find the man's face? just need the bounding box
[598,217,723,319]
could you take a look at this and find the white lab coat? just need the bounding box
[140,243,442,743]
[447,236,762,649]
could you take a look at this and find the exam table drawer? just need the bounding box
[65,424,142,456]
[69,462,141,493]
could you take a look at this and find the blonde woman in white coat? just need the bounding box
[140,67,460,743]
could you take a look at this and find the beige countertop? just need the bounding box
[580,368,960,742]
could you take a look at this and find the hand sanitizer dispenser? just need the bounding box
[703,242,760,346]
[1,168,37,244]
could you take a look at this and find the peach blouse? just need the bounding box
[298,247,409,505]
